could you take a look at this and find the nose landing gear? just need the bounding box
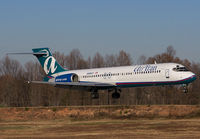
[91,88,122,99]
[182,84,188,93]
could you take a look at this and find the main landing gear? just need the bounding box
[91,88,121,99]
[111,88,121,99]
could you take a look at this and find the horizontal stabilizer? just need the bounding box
[7,52,47,55]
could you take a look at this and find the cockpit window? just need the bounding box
[173,65,189,72]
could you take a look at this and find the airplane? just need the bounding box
[9,48,197,99]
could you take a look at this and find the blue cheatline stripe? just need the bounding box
[116,75,196,87]
[56,75,196,88]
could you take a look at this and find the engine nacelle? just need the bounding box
[55,73,79,82]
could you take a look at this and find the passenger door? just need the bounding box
[165,69,170,78]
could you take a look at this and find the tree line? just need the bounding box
[0,46,199,107]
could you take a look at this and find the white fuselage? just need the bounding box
[50,63,196,88]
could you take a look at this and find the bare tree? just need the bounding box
[137,55,147,64]
[117,50,132,66]
[53,51,66,68]
[146,46,177,64]
[104,54,118,67]
[65,49,86,70]
[24,60,44,81]
[92,52,105,68]
[166,45,176,57]
[87,56,92,68]
[0,56,23,77]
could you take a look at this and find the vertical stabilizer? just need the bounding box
[32,48,66,75]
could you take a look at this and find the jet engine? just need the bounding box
[55,73,79,82]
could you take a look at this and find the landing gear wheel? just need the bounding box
[182,84,189,93]
[183,86,188,93]
[112,92,120,99]
[183,89,188,93]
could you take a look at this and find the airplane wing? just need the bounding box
[30,81,116,90]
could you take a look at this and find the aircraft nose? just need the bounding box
[190,73,197,82]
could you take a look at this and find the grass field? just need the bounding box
[1,118,200,139]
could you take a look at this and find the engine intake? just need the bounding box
[71,74,79,82]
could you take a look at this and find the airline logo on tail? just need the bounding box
[32,48,66,76]
[40,49,58,74]
[44,56,58,74]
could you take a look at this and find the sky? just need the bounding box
[0,0,200,64]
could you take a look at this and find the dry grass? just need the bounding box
[1,118,200,139]
[1,105,200,121]
[1,105,200,138]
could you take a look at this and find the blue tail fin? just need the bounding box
[32,48,66,75]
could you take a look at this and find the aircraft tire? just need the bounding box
[112,92,120,99]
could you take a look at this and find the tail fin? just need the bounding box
[32,48,66,75]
